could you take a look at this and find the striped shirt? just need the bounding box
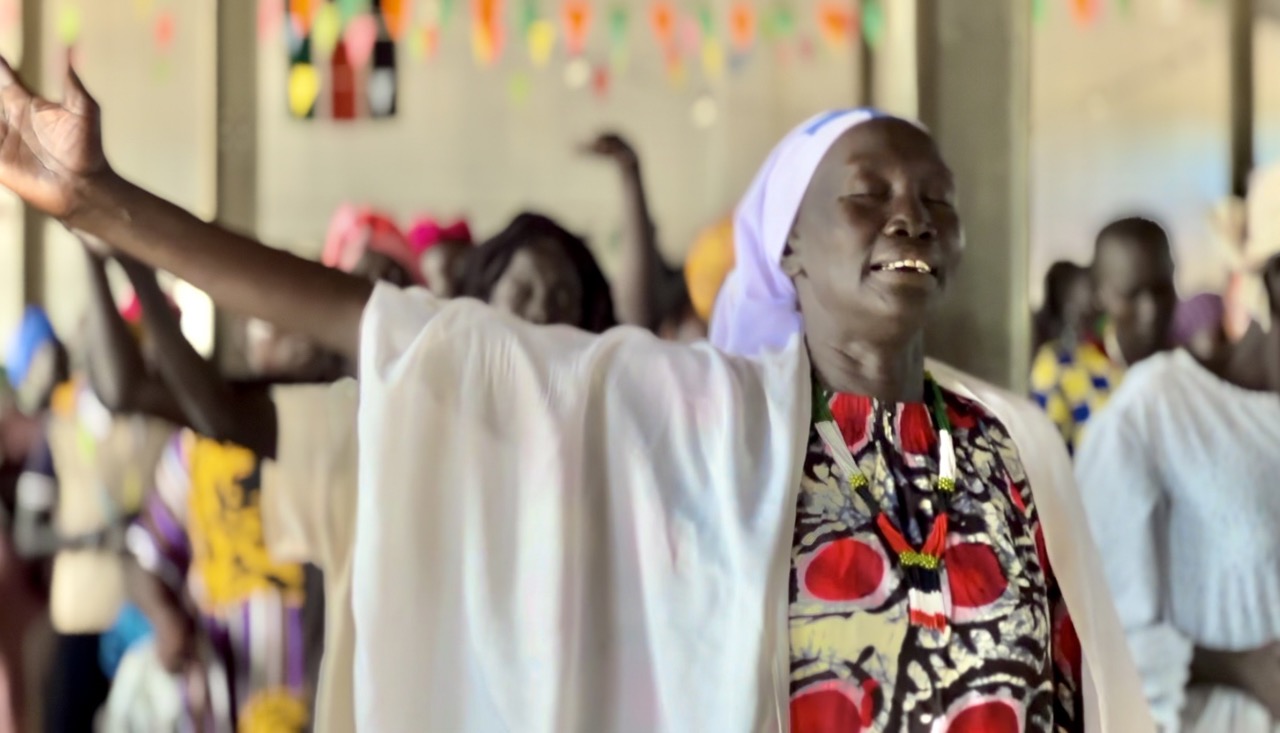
[131,431,311,732]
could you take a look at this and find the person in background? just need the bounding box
[1031,261,1094,356]
[583,133,705,340]
[123,215,424,733]
[0,385,51,733]
[1077,163,1280,732]
[1210,197,1252,341]
[105,255,317,733]
[16,242,184,733]
[1030,218,1176,453]
[1171,292,1229,370]
[461,211,616,333]
[322,205,424,288]
[6,306,69,415]
[407,216,473,299]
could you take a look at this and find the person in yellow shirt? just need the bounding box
[1030,217,1177,453]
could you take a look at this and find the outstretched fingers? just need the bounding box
[63,65,98,118]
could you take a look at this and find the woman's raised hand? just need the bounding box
[0,57,109,220]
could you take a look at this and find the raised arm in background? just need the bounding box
[0,60,371,363]
[583,133,686,333]
[118,259,278,457]
[81,238,184,425]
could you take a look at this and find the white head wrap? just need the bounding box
[709,108,897,357]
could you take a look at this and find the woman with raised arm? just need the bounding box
[0,63,1151,732]
[582,132,703,340]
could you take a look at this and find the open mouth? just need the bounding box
[871,259,935,276]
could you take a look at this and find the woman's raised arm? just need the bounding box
[0,59,371,363]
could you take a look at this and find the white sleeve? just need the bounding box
[1076,407,1193,733]
[260,379,360,569]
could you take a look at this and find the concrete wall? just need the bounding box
[255,0,860,275]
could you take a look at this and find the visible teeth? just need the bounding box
[881,259,932,274]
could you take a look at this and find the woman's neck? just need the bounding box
[806,326,926,403]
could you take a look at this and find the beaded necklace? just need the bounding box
[811,372,957,632]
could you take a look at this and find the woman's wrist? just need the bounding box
[64,167,130,235]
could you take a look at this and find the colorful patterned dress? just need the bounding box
[131,430,311,733]
[1029,339,1122,454]
[789,388,1082,733]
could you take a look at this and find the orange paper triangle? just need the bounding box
[290,0,315,34]
[1071,0,1099,26]
[471,0,506,65]
[729,2,756,52]
[382,0,408,40]
[649,1,676,48]
[817,1,854,49]
[562,0,592,56]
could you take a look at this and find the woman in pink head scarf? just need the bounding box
[408,216,473,298]
[323,205,425,288]
[0,61,1152,733]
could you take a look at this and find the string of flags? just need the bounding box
[267,0,891,120]
[256,0,1219,120]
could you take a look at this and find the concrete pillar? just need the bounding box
[213,0,258,370]
[18,0,43,307]
[914,0,1032,391]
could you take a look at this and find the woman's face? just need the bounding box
[488,238,583,326]
[1062,270,1095,332]
[785,118,963,341]
[422,242,471,299]
[244,318,322,377]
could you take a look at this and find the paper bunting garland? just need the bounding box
[561,0,592,57]
[345,14,379,67]
[409,23,440,59]
[591,64,610,98]
[861,0,884,49]
[701,37,725,81]
[649,1,676,49]
[339,0,370,22]
[291,0,317,34]
[260,0,286,42]
[1032,0,1048,25]
[382,0,409,39]
[608,4,629,69]
[679,16,701,57]
[816,1,853,50]
[692,93,717,129]
[765,2,795,40]
[312,2,343,55]
[564,57,590,88]
[1071,0,1100,25]
[153,10,176,53]
[288,63,321,117]
[692,4,707,32]
[508,71,532,104]
[519,0,539,32]
[729,2,756,52]
[527,19,557,67]
[332,42,357,118]
[440,0,457,25]
[471,0,506,65]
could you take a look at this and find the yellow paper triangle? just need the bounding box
[288,63,321,117]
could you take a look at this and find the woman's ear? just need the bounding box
[781,235,804,278]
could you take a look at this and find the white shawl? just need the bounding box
[354,283,1153,733]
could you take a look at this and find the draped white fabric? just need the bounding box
[354,283,1154,733]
